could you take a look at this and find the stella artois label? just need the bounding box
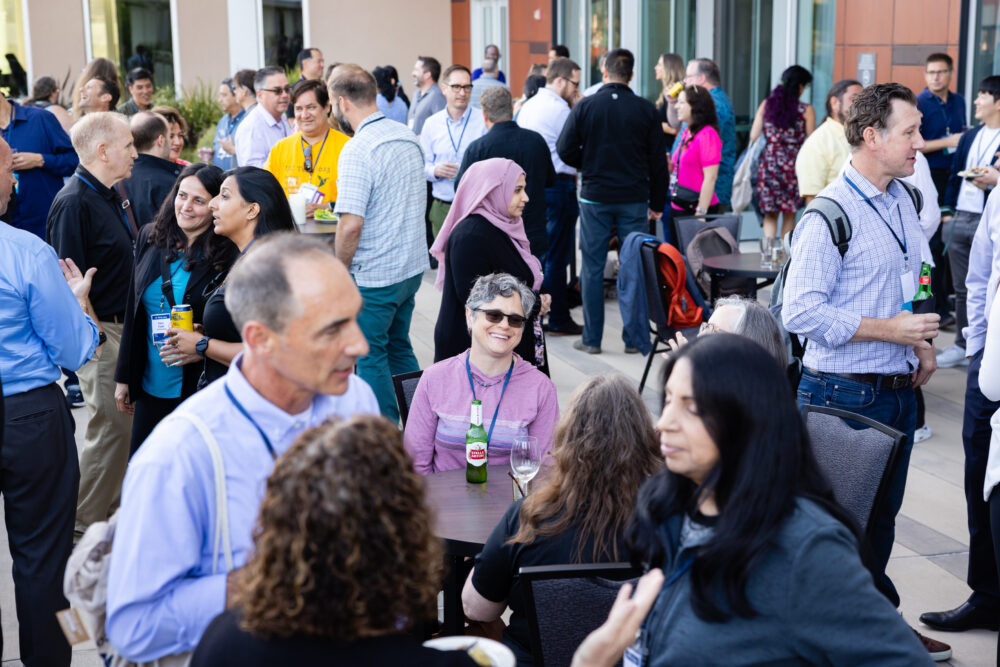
[466,442,487,466]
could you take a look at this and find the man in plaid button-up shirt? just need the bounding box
[784,83,943,657]
[331,64,429,422]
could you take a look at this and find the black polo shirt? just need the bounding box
[456,120,556,258]
[47,165,135,320]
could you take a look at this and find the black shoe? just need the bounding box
[545,320,583,336]
[919,601,1000,632]
[65,384,84,409]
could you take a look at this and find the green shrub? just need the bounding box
[151,81,222,149]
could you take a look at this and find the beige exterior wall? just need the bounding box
[175,0,230,92]
[26,0,88,91]
[307,0,452,76]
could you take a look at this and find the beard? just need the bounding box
[333,105,353,136]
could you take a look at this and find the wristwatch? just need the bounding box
[195,336,210,358]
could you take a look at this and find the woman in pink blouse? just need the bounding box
[670,86,721,216]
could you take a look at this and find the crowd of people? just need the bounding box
[1,35,1000,667]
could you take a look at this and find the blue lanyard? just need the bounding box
[224,382,277,460]
[632,554,695,665]
[844,176,908,262]
[74,173,133,237]
[446,110,471,155]
[465,352,515,445]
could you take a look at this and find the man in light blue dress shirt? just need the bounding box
[106,235,378,662]
[234,67,292,168]
[0,135,100,666]
[420,64,487,235]
[784,84,946,660]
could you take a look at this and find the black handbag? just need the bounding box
[670,182,701,214]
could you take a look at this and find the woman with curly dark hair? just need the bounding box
[461,373,662,665]
[114,163,237,454]
[191,416,477,666]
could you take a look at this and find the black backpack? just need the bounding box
[769,179,923,362]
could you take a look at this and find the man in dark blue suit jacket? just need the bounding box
[457,85,555,259]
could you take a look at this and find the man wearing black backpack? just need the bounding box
[782,83,949,662]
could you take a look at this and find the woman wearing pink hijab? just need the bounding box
[430,157,550,370]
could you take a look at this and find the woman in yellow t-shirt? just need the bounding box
[264,79,350,217]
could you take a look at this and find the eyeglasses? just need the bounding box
[563,77,580,89]
[474,308,527,328]
[261,85,292,95]
[699,321,721,335]
[448,84,474,93]
[926,69,952,76]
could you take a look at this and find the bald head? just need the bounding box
[131,111,171,158]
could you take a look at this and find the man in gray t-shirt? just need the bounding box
[407,56,446,137]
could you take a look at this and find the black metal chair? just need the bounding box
[801,405,904,539]
[637,241,701,393]
[392,370,423,427]
[521,563,641,667]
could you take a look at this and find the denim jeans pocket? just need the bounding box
[823,378,876,410]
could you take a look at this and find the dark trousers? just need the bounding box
[797,370,916,607]
[988,489,1000,663]
[2,383,79,666]
[945,211,981,349]
[963,349,1000,609]
[128,392,184,457]
[542,178,579,328]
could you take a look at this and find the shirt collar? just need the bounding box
[224,353,318,447]
[445,105,473,126]
[538,86,569,108]
[260,106,285,128]
[356,111,386,133]
[844,161,901,202]
[75,165,119,201]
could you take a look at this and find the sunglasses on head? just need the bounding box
[475,307,526,328]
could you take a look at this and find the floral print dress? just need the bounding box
[756,101,807,214]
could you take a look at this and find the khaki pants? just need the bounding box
[75,321,133,539]
[429,198,452,236]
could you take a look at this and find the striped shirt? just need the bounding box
[783,161,923,374]
[334,112,429,288]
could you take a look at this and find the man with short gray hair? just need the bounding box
[48,111,138,540]
[457,85,554,258]
[107,233,378,662]
[234,66,292,167]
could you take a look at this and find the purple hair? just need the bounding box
[763,65,812,129]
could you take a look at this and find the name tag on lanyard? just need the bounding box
[957,180,985,214]
[900,271,916,312]
[151,313,170,345]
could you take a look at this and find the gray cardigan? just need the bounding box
[642,498,933,666]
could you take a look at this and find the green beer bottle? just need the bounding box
[466,400,488,483]
[913,263,933,302]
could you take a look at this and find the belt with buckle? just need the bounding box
[805,368,911,390]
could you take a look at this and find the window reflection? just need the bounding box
[263,0,303,70]
[88,0,174,89]
[0,0,27,97]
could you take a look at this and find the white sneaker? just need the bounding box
[914,425,932,444]
[936,345,969,368]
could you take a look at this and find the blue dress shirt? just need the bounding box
[4,101,79,239]
[212,108,246,171]
[783,162,924,374]
[0,221,98,396]
[106,354,379,661]
[376,93,409,124]
[917,88,967,170]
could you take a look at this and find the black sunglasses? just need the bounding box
[261,85,292,95]
[475,308,526,328]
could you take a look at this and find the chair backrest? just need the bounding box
[639,241,670,331]
[801,405,904,538]
[671,214,742,259]
[392,370,423,427]
[521,563,641,667]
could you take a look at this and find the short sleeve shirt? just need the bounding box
[264,129,350,202]
[672,125,721,208]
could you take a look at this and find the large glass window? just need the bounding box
[639,0,696,101]
[262,0,303,70]
[0,0,27,97]
[797,0,836,123]
[716,0,773,146]
[561,0,587,78]
[89,0,173,90]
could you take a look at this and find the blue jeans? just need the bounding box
[578,200,648,348]
[963,349,1000,608]
[356,273,423,422]
[797,369,916,607]
[542,179,579,328]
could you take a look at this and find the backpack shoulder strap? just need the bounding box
[893,178,924,215]
[806,195,852,258]
[171,412,234,574]
[656,242,687,284]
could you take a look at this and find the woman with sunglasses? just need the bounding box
[114,163,237,455]
[431,157,550,372]
[404,272,558,475]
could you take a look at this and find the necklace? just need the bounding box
[473,376,504,388]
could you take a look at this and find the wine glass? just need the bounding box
[510,436,541,498]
